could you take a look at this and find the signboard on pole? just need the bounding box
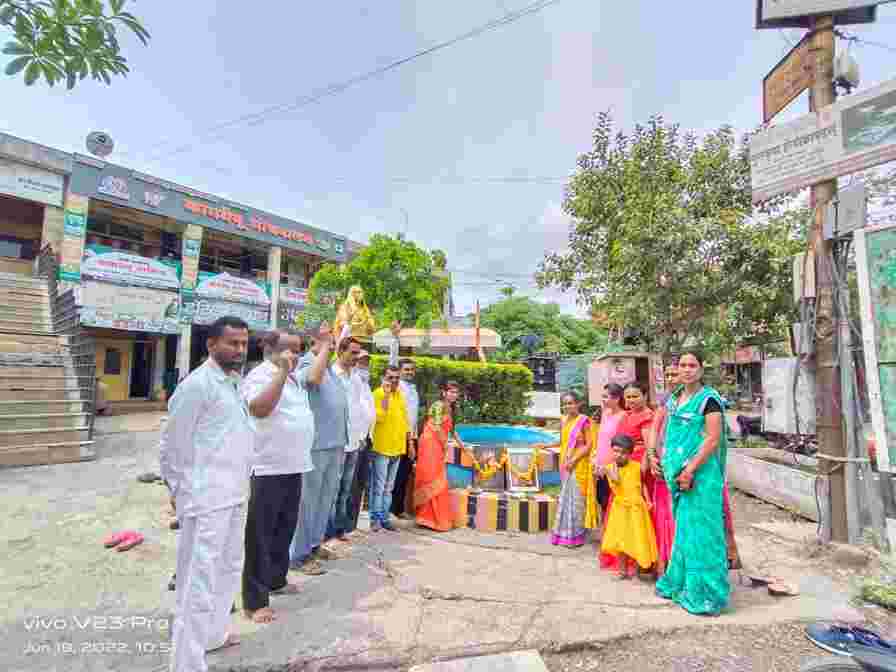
[855,222,896,473]
[750,76,896,203]
[763,33,814,123]
[756,1,883,28]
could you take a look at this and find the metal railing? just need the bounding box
[36,246,97,438]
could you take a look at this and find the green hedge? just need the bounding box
[368,355,533,426]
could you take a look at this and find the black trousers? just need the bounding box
[390,451,413,516]
[242,472,302,612]
[349,439,371,530]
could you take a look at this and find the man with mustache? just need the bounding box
[160,316,255,672]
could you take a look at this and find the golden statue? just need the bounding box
[333,285,376,342]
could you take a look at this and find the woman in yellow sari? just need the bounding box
[542,392,598,547]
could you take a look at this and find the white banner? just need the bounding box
[80,281,181,334]
[81,248,181,290]
[761,0,885,20]
[0,158,64,207]
[193,299,270,331]
[196,272,271,306]
[750,76,896,203]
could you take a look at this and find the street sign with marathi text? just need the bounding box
[756,1,883,28]
[750,76,896,203]
[763,33,814,123]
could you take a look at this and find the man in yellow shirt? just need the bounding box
[370,365,409,532]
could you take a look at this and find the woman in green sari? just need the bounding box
[655,352,730,616]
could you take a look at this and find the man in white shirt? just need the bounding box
[240,330,312,624]
[327,340,374,541]
[160,316,254,672]
[348,350,376,530]
[289,322,351,575]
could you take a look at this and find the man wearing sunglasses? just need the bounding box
[369,365,410,532]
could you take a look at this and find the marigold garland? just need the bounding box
[461,446,542,484]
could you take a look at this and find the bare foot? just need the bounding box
[245,607,276,624]
[207,633,241,652]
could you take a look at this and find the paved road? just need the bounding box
[0,422,864,672]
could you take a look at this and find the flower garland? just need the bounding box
[462,446,542,484]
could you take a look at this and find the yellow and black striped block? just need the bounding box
[449,489,557,533]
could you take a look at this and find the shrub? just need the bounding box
[368,355,533,426]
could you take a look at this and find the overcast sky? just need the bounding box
[2,1,895,316]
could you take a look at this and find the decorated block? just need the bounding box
[448,489,557,534]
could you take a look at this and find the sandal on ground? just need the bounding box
[271,582,301,595]
[207,633,240,653]
[115,532,144,552]
[103,531,134,548]
[244,607,276,624]
[137,472,161,483]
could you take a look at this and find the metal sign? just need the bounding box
[763,33,814,123]
[756,0,883,28]
[855,222,896,473]
[823,182,867,239]
[750,76,896,203]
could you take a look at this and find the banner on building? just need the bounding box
[0,158,64,207]
[79,281,181,334]
[81,244,181,290]
[193,299,270,331]
[750,76,896,203]
[196,272,271,306]
[59,193,89,282]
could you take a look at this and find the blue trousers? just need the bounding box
[290,448,344,565]
[327,449,360,538]
[368,453,401,524]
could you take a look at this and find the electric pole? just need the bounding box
[808,15,848,543]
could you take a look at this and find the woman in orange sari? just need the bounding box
[414,381,464,531]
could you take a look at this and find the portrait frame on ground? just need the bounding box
[506,448,542,494]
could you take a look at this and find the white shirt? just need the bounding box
[159,358,255,517]
[349,369,376,451]
[240,360,314,476]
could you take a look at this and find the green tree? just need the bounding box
[479,295,608,361]
[2,0,149,88]
[538,112,804,354]
[308,234,443,329]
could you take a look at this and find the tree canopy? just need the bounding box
[2,0,149,88]
[538,112,804,353]
[479,295,608,361]
[306,234,448,330]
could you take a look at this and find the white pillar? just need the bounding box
[177,326,192,381]
[153,336,166,397]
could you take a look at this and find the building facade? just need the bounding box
[0,133,353,403]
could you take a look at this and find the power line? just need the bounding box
[836,30,896,55]
[138,0,563,163]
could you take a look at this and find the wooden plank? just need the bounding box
[763,32,814,123]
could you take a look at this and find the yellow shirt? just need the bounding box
[372,387,410,457]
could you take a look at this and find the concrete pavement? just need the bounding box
[0,419,865,672]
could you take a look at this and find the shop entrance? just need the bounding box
[95,338,133,402]
[130,337,155,399]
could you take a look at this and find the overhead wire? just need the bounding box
[137,0,563,163]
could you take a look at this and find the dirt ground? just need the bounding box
[543,489,896,672]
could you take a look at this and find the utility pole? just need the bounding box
[808,15,848,543]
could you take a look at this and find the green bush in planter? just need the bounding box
[367,355,533,427]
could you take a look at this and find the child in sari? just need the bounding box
[599,434,658,579]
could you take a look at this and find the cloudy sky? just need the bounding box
[2,1,896,316]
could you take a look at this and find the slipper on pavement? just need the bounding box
[115,532,144,552]
[768,582,799,597]
[806,623,896,657]
[137,472,161,483]
[103,531,134,548]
